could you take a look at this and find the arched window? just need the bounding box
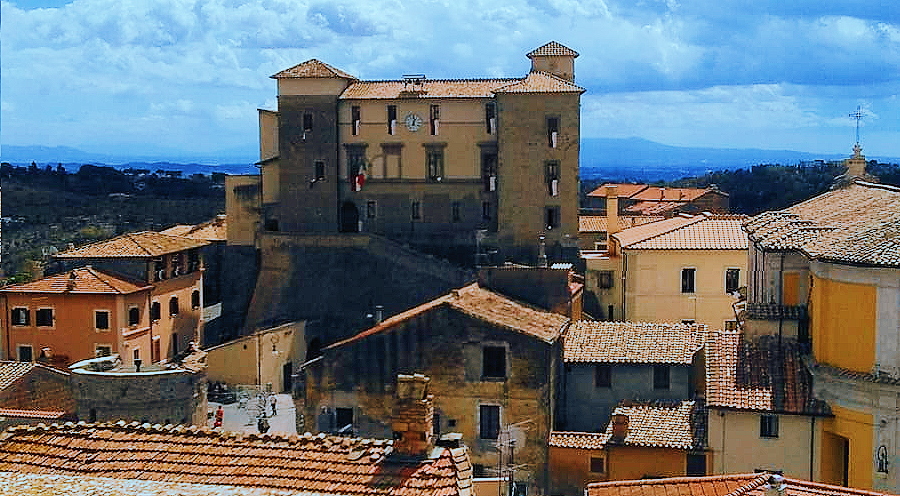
[191,290,201,309]
[169,297,179,316]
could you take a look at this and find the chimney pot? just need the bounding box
[606,185,620,236]
[610,414,629,443]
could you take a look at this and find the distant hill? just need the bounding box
[0,144,257,171]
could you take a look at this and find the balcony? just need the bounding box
[746,303,808,320]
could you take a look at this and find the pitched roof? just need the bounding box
[0,472,302,496]
[705,330,830,415]
[341,78,519,99]
[630,187,724,202]
[0,266,151,295]
[492,71,585,94]
[587,473,896,496]
[0,363,38,391]
[564,321,705,364]
[586,183,650,198]
[578,215,664,233]
[549,400,701,450]
[0,409,67,420]
[744,181,900,267]
[330,283,570,349]
[612,213,748,250]
[0,421,474,496]
[161,215,227,241]
[54,231,208,259]
[527,41,580,58]
[271,59,357,79]
[623,200,689,216]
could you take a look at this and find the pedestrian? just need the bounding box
[257,416,270,434]
[213,405,224,429]
[270,395,277,417]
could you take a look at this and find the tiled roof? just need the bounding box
[161,215,227,241]
[0,472,301,496]
[578,215,664,233]
[550,401,702,450]
[744,181,900,267]
[0,409,67,420]
[330,283,570,349]
[623,200,688,216]
[492,71,585,94]
[271,59,357,79]
[0,421,474,496]
[54,231,208,259]
[705,331,830,415]
[341,78,519,99]
[587,473,897,496]
[0,266,151,295]
[586,183,650,198]
[563,321,705,364]
[630,187,724,202]
[0,363,37,391]
[613,213,748,250]
[527,41,579,58]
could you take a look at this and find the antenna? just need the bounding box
[849,106,865,145]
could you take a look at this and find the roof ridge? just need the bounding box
[589,473,765,488]
[84,266,125,294]
[616,215,704,246]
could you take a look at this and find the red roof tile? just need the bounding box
[578,215,665,233]
[0,422,473,496]
[341,78,519,99]
[161,215,226,241]
[550,401,701,450]
[630,187,723,202]
[271,59,357,79]
[0,472,302,496]
[587,473,896,496]
[527,41,580,58]
[0,267,151,295]
[492,71,584,94]
[54,231,208,259]
[586,183,650,198]
[0,409,67,420]
[612,214,748,250]
[564,321,705,364]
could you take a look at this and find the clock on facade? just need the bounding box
[404,113,423,132]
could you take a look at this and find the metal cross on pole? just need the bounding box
[849,106,865,145]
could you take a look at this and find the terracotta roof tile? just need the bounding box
[161,215,227,241]
[0,422,472,496]
[271,59,357,79]
[331,283,570,349]
[0,472,300,496]
[492,71,584,94]
[527,41,580,58]
[630,187,723,202]
[54,231,208,259]
[0,363,37,391]
[548,431,607,449]
[0,266,151,295]
[587,473,897,496]
[587,183,650,198]
[341,79,519,99]
[613,214,748,250]
[564,321,705,364]
[744,181,900,267]
[705,331,829,415]
[624,201,689,216]
[578,215,665,233]
[0,409,67,420]
[550,401,702,450]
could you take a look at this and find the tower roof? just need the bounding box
[271,59,357,80]
[527,41,579,58]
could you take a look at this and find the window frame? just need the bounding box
[590,455,606,474]
[314,160,326,181]
[169,296,179,316]
[478,404,501,440]
[95,344,112,357]
[351,105,361,136]
[425,147,444,182]
[150,301,161,321]
[546,206,560,230]
[545,160,560,197]
[387,105,397,135]
[10,307,30,327]
[482,345,507,380]
[485,102,497,134]
[429,104,440,135]
[481,152,498,192]
[725,267,741,294]
[302,112,313,132]
[191,290,201,310]
[547,116,560,148]
[760,414,779,438]
[681,267,696,294]
[17,345,33,362]
[482,201,492,221]
[94,310,111,331]
[35,307,54,328]
[653,365,670,390]
[595,364,611,388]
[128,306,141,327]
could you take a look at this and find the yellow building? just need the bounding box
[240,41,584,264]
[583,212,747,327]
[743,158,900,491]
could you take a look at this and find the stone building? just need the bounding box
[300,282,570,494]
[235,41,583,265]
[0,361,75,428]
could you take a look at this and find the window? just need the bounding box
[411,201,421,220]
[546,206,560,229]
[188,249,201,272]
[95,310,110,330]
[191,290,201,309]
[35,308,53,327]
[653,365,670,390]
[598,271,614,289]
[387,105,397,135]
[482,152,497,192]
[95,345,112,357]
[17,345,33,362]
[760,414,779,438]
[153,258,166,281]
[482,201,492,221]
[152,338,161,363]
[429,105,440,135]
[595,364,611,388]
[336,407,354,432]
[169,297,179,316]
[473,464,487,477]
[170,252,182,277]
[681,319,696,325]
[451,202,461,223]
[547,117,559,148]
[485,102,496,134]
[150,302,161,321]
[128,307,140,326]
[545,160,560,196]
[681,268,696,294]
[482,346,506,379]
[724,320,738,331]
[347,147,366,191]
[314,160,326,181]
[10,308,29,326]
[426,147,443,181]
[351,105,361,135]
[479,404,500,439]
[725,268,740,294]
[687,453,706,476]
[302,112,313,132]
[133,348,140,362]
[590,456,606,474]
[366,200,377,219]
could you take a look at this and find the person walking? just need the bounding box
[270,395,277,417]
[213,405,224,429]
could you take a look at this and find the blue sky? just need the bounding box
[3,0,900,161]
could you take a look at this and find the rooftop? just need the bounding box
[527,41,580,58]
[271,59,357,79]
[578,215,664,233]
[54,231,208,259]
[587,473,896,496]
[339,71,583,99]
[612,213,748,250]
[161,215,227,241]
[0,266,151,295]
[744,181,900,267]
[706,330,830,415]
[563,321,705,364]
[0,472,301,496]
[0,421,473,496]
[0,362,68,391]
[330,283,570,349]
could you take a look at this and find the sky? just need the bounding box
[3,0,900,162]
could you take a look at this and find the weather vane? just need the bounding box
[849,106,865,145]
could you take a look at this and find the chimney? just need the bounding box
[66,271,77,291]
[605,185,620,235]
[844,143,867,178]
[610,414,629,443]
[392,374,434,457]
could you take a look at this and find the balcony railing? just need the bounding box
[746,303,808,320]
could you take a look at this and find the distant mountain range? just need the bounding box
[4,139,895,182]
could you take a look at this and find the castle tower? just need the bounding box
[527,41,579,82]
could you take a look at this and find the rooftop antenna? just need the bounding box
[849,106,865,146]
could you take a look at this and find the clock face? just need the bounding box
[405,113,423,132]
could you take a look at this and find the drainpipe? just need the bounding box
[810,416,816,480]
